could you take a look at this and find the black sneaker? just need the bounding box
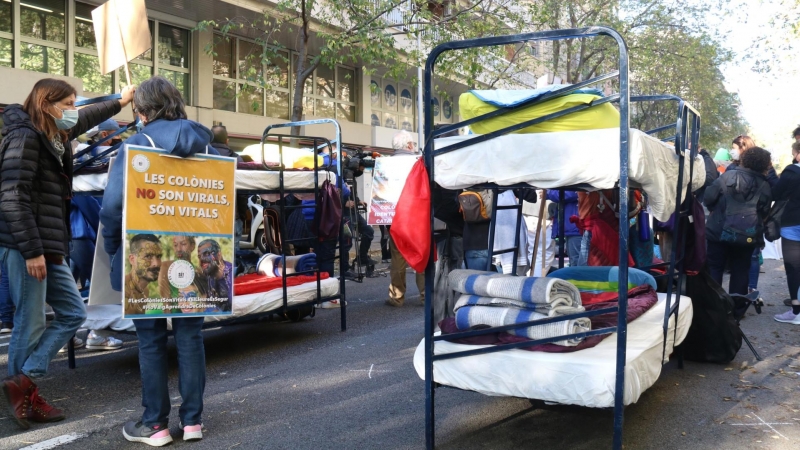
[122,421,173,447]
[0,322,12,334]
[785,298,795,307]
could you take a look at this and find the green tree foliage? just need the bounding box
[523,0,748,150]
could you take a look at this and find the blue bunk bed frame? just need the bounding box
[67,117,348,367]
[421,27,701,449]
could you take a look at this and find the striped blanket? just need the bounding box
[454,294,584,317]
[454,298,591,346]
[448,269,582,307]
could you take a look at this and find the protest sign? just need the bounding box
[122,145,237,319]
[366,155,417,225]
[92,0,151,79]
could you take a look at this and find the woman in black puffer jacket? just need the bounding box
[704,147,773,296]
[0,78,133,429]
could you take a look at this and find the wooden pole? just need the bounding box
[530,189,547,276]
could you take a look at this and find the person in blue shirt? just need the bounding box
[773,142,800,324]
[99,76,216,446]
[546,190,581,265]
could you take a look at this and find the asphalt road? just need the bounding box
[1,260,799,449]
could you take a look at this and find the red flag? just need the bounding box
[390,159,431,272]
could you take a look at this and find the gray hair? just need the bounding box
[198,239,221,253]
[391,130,415,151]
[134,76,187,122]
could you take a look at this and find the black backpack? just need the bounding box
[682,270,743,363]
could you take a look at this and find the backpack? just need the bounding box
[720,176,766,246]
[313,179,342,241]
[458,189,493,223]
[682,270,743,363]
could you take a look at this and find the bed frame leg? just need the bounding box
[426,373,435,449]
[741,333,762,361]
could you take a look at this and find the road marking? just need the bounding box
[19,433,86,450]
[730,413,793,440]
[368,364,374,379]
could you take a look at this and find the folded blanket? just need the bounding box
[454,294,585,317]
[448,269,581,307]
[257,253,318,277]
[440,284,659,352]
[233,273,329,296]
[454,304,592,346]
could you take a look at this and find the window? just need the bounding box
[74,2,111,94]
[17,0,65,75]
[212,35,292,120]
[299,59,356,122]
[0,0,11,33]
[371,76,415,131]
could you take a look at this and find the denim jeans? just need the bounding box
[0,247,87,378]
[577,230,593,266]
[748,248,761,291]
[465,249,491,271]
[0,270,13,324]
[134,317,205,427]
[70,238,95,295]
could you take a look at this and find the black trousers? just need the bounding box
[782,237,800,300]
[707,241,754,296]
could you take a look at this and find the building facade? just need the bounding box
[0,0,468,149]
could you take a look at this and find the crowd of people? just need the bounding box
[0,73,799,447]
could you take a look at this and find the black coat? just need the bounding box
[696,149,719,203]
[704,167,772,246]
[772,164,800,228]
[0,100,121,259]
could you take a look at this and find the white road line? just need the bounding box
[368,364,374,379]
[755,413,790,440]
[19,433,86,450]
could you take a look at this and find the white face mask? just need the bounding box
[730,148,740,161]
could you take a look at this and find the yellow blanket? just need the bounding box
[460,92,620,134]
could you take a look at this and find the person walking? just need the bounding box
[100,76,216,445]
[0,78,133,429]
[773,142,800,324]
[546,190,582,265]
[704,147,773,296]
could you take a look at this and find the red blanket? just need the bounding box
[439,284,659,353]
[233,273,329,296]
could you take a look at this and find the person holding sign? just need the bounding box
[0,78,133,429]
[100,77,216,445]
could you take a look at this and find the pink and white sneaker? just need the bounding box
[122,421,173,447]
[180,422,204,441]
[774,309,800,324]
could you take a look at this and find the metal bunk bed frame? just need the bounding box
[421,28,700,449]
[65,119,348,368]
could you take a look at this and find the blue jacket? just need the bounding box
[546,190,580,238]
[70,196,102,241]
[302,153,350,221]
[100,119,217,256]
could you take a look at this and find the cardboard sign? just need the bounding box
[92,0,151,75]
[366,155,417,225]
[121,145,237,319]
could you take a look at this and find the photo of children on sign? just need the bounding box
[123,233,234,316]
[366,155,418,225]
[122,145,236,318]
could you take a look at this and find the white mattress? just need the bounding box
[83,277,340,332]
[433,128,705,222]
[413,292,693,408]
[73,170,337,193]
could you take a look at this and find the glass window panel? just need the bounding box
[0,0,11,33]
[213,38,233,78]
[158,23,188,68]
[265,90,289,120]
[400,87,414,115]
[238,84,263,116]
[316,64,334,98]
[213,79,236,112]
[383,82,397,111]
[370,79,381,107]
[0,38,11,67]
[337,67,354,102]
[20,0,65,43]
[265,51,289,89]
[119,63,152,90]
[238,41,263,82]
[400,116,413,132]
[383,113,398,130]
[336,104,355,122]
[303,95,314,115]
[20,43,64,74]
[316,99,334,119]
[74,53,112,94]
[370,112,381,127]
[74,2,96,49]
[159,68,189,102]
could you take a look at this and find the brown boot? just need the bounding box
[28,386,65,423]
[1,375,34,429]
